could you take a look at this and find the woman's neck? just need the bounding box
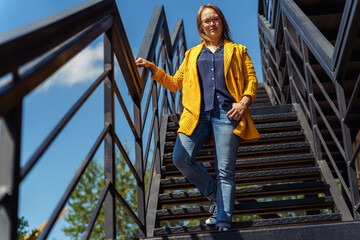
[205,38,223,48]
[204,38,224,53]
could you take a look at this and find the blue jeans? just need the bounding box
[172,100,241,228]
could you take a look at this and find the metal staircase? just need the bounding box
[146,83,343,237]
[1,0,360,239]
[258,0,360,221]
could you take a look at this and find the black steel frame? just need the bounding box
[0,0,186,239]
[258,0,360,220]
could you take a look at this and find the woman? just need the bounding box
[136,4,260,231]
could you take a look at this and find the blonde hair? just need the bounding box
[196,4,232,43]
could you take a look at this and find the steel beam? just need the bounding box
[0,0,114,78]
[0,98,22,240]
[104,28,116,239]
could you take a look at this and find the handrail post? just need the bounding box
[160,29,170,115]
[151,81,161,174]
[0,80,22,240]
[134,100,146,237]
[281,11,296,104]
[104,28,116,238]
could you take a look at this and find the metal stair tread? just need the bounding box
[156,196,334,219]
[254,93,269,98]
[252,112,297,121]
[160,167,320,187]
[166,105,296,123]
[153,214,342,236]
[158,181,328,204]
[253,101,271,106]
[167,121,301,132]
[253,98,271,103]
[165,131,305,143]
[163,142,311,160]
[162,153,315,173]
[166,111,299,129]
[255,121,301,130]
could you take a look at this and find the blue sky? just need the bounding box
[0,0,262,239]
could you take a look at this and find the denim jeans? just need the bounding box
[172,100,241,228]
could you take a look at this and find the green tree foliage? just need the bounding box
[17,216,38,240]
[63,149,137,239]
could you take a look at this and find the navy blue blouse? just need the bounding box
[197,46,236,111]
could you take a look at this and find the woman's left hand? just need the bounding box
[226,102,246,121]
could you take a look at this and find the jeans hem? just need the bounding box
[206,189,217,201]
[216,222,231,228]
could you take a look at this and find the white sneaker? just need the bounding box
[205,217,217,224]
[205,202,217,225]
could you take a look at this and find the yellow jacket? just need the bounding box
[151,39,260,141]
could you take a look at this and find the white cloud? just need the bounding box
[39,42,103,90]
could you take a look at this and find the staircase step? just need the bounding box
[250,104,294,115]
[252,112,298,123]
[251,102,273,107]
[256,90,267,95]
[255,91,267,96]
[256,121,301,131]
[162,153,316,177]
[167,120,302,132]
[156,196,334,222]
[166,105,295,124]
[160,167,321,190]
[159,181,328,206]
[153,213,342,236]
[165,108,298,133]
[231,130,306,144]
[163,142,311,165]
[255,93,269,99]
[165,131,306,146]
[256,85,266,91]
[253,98,271,103]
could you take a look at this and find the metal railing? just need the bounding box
[258,0,360,220]
[0,0,186,239]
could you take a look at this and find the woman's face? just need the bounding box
[200,7,223,42]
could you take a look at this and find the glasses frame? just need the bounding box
[201,17,221,26]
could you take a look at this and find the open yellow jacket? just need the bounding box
[152,39,260,141]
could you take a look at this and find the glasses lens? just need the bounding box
[202,17,220,25]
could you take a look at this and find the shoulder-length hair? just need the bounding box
[196,4,232,44]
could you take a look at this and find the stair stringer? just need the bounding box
[293,102,353,221]
[146,113,170,237]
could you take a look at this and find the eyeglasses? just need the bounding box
[201,17,221,26]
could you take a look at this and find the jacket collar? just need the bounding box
[192,42,205,58]
[191,39,234,77]
[190,43,204,77]
[224,39,235,78]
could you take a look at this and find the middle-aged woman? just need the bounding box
[136,4,260,231]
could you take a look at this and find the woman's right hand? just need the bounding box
[135,57,152,68]
[135,57,159,75]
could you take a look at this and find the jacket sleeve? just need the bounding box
[241,46,258,104]
[151,50,190,92]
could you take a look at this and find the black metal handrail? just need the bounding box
[0,0,186,239]
[258,0,360,220]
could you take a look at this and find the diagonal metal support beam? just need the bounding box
[344,74,360,123]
